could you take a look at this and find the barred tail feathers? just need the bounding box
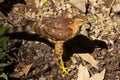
[5,25,33,34]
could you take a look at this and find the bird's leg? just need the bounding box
[55,41,70,75]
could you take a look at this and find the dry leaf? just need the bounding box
[77,64,90,80]
[52,0,62,7]
[112,4,120,12]
[10,72,24,78]
[78,53,98,69]
[35,0,40,8]
[22,63,32,76]
[90,69,106,80]
[35,0,48,8]
[103,0,115,8]
[88,0,97,2]
[77,64,106,80]
[69,0,87,12]
[97,0,105,5]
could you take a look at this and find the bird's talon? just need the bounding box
[60,66,70,75]
[59,56,70,75]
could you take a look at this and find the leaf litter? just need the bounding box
[0,0,120,80]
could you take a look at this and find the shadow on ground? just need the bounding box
[5,33,108,61]
[63,35,108,61]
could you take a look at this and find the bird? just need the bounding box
[4,14,88,75]
[32,15,88,74]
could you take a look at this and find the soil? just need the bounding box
[0,0,120,80]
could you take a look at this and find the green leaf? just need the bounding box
[45,0,48,4]
[0,37,9,48]
[0,63,10,67]
[0,24,9,35]
[0,48,3,52]
[0,52,6,60]
[0,73,8,80]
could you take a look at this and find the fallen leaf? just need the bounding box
[97,0,105,4]
[69,0,87,12]
[112,4,120,12]
[88,0,97,2]
[103,0,115,8]
[77,64,106,80]
[35,0,40,8]
[78,53,98,69]
[90,69,106,80]
[22,63,32,76]
[77,64,90,80]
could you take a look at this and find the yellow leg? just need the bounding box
[59,56,70,75]
[55,41,70,75]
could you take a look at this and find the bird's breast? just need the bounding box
[33,17,74,41]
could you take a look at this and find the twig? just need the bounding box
[114,25,120,35]
[0,12,16,27]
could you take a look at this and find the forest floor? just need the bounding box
[0,0,120,80]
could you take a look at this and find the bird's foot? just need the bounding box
[59,56,70,75]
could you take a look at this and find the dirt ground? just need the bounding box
[0,0,120,80]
